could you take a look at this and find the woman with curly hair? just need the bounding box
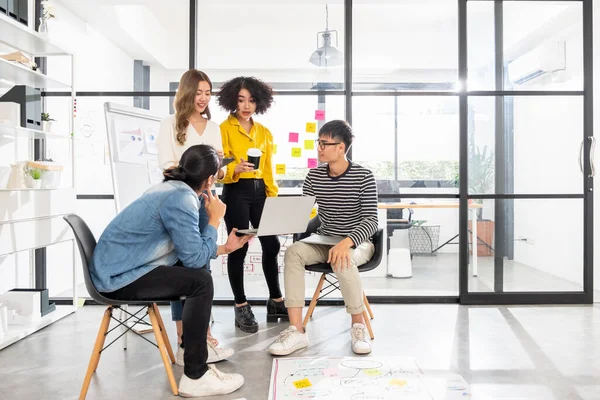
[218,76,287,333]
[157,69,234,366]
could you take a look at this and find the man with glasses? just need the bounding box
[268,120,379,356]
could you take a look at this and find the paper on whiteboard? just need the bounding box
[114,119,145,164]
[143,126,158,155]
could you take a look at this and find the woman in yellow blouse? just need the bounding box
[218,76,287,333]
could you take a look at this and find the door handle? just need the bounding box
[579,140,584,173]
[589,136,596,178]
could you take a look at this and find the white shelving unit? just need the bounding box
[0,305,75,351]
[0,13,77,350]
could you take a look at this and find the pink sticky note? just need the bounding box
[289,132,299,143]
[315,110,325,120]
[307,158,318,168]
[322,368,339,378]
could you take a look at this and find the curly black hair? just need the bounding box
[217,76,274,115]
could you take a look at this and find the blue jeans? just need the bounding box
[171,193,212,322]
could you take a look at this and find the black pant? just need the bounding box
[107,266,213,380]
[222,179,282,304]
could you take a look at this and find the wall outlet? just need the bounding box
[515,237,535,245]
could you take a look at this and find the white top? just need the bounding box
[157,114,223,170]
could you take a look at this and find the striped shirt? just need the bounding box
[302,162,379,246]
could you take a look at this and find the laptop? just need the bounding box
[237,196,316,236]
[300,234,345,246]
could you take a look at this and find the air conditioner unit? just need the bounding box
[507,41,566,85]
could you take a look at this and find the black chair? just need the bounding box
[63,214,179,399]
[293,216,384,339]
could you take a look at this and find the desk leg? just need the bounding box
[471,209,478,277]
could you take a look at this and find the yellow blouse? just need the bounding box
[220,114,278,197]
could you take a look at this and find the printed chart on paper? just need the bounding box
[268,357,470,400]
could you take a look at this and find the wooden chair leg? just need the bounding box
[148,306,178,396]
[363,292,374,320]
[362,310,374,340]
[303,274,327,328]
[79,306,113,400]
[152,303,175,364]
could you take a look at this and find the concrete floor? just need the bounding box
[1,304,600,399]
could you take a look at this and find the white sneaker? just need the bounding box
[176,341,235,366]
[207,340,235,363]
[268,326,309,356]
[178,364,244,397]
[176,346,185,366]
[351,323,372,355]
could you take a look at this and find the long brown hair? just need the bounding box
[175,69,213,145]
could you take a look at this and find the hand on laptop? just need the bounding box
[328,238,354,271]
[224,229,251,254]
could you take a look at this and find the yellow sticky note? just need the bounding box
[389,379,407,386]
[363,369,382,376]
[293,378,312,389]
[304,140,315,150]
[291,148,302,157]
[77,298,86,308]
[273,144,277,154]
[306,122,316,133]
[276,164,286,175]
[310,207,317,219]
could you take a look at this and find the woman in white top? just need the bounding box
[157,69,232,366]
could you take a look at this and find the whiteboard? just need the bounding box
[104,102,163,212]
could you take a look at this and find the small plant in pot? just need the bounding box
[26,167,43,189]
[41,113,55,132]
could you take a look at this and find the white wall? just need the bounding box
[511,95,584,287]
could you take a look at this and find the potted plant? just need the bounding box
[468,145,495,256]
[38,1,56,35]
[453,144,495,256]
[41,113,55,132]
[26,167,43,189]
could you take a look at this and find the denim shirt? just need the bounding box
[91,181,218,292]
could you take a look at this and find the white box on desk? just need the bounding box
[0,290,42,321]
[0,102,21,126]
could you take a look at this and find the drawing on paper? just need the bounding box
[113,120,146,164]
[268,357,470,400]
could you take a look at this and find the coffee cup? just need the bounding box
[247,148,261,170]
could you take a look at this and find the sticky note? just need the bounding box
[322,368,338,377]
[293,378,312,389]
[363,369,382,376]
[276,164,286,175]
[77,298,86,308]
[306,122,316,133]
[307,158,318,168]
[304,140,315,150]
[273,144,277,154]
[292,148,302,157]
[315,110,325,120]
[289,132,299,143]
[389,379,407,386]
[310,207,318,219]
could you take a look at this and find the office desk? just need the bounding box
[378,202,484,276]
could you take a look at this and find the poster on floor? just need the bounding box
[268,357,470,400]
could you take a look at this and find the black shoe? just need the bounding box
[234,304,258,333]
[266,298,289,323]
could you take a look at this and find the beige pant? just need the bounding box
[283,241,375,314]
